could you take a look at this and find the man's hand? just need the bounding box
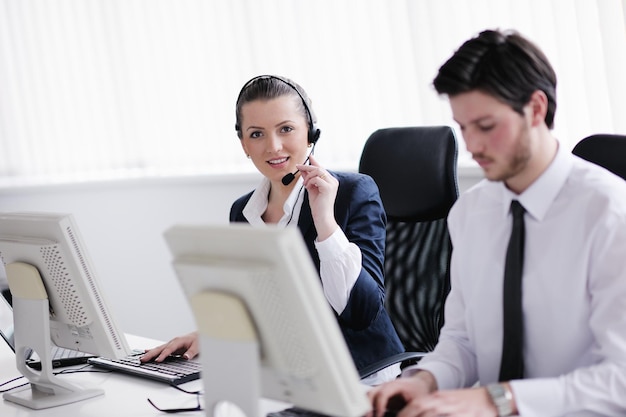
[367,371,437,417]
[368,371,500,417]
[395,387,497,417]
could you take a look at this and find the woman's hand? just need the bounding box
[297,154,339,241]
[140,331,199,363]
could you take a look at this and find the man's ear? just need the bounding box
[528,90,548,127]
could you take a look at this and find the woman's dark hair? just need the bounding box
[433,29,557,128]
[234,75,317,140]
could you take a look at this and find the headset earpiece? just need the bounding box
[309,127,321,145]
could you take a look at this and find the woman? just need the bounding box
[142,75,403,384]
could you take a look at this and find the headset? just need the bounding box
[234,75,321,145]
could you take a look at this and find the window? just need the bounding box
[0,0,624,185]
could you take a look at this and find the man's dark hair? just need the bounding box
[433,29,557,128]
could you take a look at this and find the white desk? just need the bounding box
[0,335,288,417]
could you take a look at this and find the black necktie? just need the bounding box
[499,200,525,381]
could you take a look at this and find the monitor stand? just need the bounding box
[3,262,104,410]
[190,290,261,417]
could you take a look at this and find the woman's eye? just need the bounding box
[478,124,494,132]
[280,126,294,133]
[250,131,262,139]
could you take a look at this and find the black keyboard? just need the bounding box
[88,351,201,385]
[268,407,333,417]
[268,407,398,417]
[51,345,93,359]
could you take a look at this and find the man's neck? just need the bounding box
[506,128,558,195]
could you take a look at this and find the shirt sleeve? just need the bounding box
[314,227,362,314]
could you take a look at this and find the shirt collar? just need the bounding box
[499,140,574,221]
[242,176,305,226]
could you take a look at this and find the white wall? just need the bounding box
[0,170,482,344]
[0,174,259,345]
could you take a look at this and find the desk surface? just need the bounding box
[0,335,288,417]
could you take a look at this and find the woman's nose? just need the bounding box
[266,134,282,153]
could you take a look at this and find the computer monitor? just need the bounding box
[0,212,131,409]
[164,223,371,417]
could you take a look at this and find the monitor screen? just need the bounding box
[165,223,370,417]
[0,211,131,409]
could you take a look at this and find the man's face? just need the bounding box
[450,90,533,189]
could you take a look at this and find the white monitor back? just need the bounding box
[0,212,129,359]
[165,223,370,417]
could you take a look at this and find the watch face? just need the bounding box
[488,383,505,397]
[486,384,513,416]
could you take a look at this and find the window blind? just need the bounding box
[0,0,624,185]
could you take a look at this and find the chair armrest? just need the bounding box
[358,351,427,380]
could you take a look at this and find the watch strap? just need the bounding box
[486,383,514,416]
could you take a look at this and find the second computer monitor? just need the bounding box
[165,223,370,417]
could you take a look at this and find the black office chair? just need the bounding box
[1,288,11,305]
[357,126,459,378]
[571,134,626,180]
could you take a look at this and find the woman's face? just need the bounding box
[239,95,310,185]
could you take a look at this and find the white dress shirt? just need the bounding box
[411,143,626,416]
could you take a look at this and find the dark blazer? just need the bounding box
[230,171,404,372]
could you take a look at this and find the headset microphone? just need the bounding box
[281,145,315,186]
[281,172,297,186]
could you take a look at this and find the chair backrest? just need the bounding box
[572,134,626,180]
[359,126,459,352]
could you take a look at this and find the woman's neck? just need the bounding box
[263,180,296,224]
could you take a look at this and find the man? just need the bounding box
[369,29,626,416]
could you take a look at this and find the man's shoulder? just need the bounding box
[569,157,626,203]
[451,179,497,209]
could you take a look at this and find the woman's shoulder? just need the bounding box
[330,170,376,187]
[232,190,254,206]
[230,190,254,221]
[330,171,381,205]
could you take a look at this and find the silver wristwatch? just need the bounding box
[486,383,514,416]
